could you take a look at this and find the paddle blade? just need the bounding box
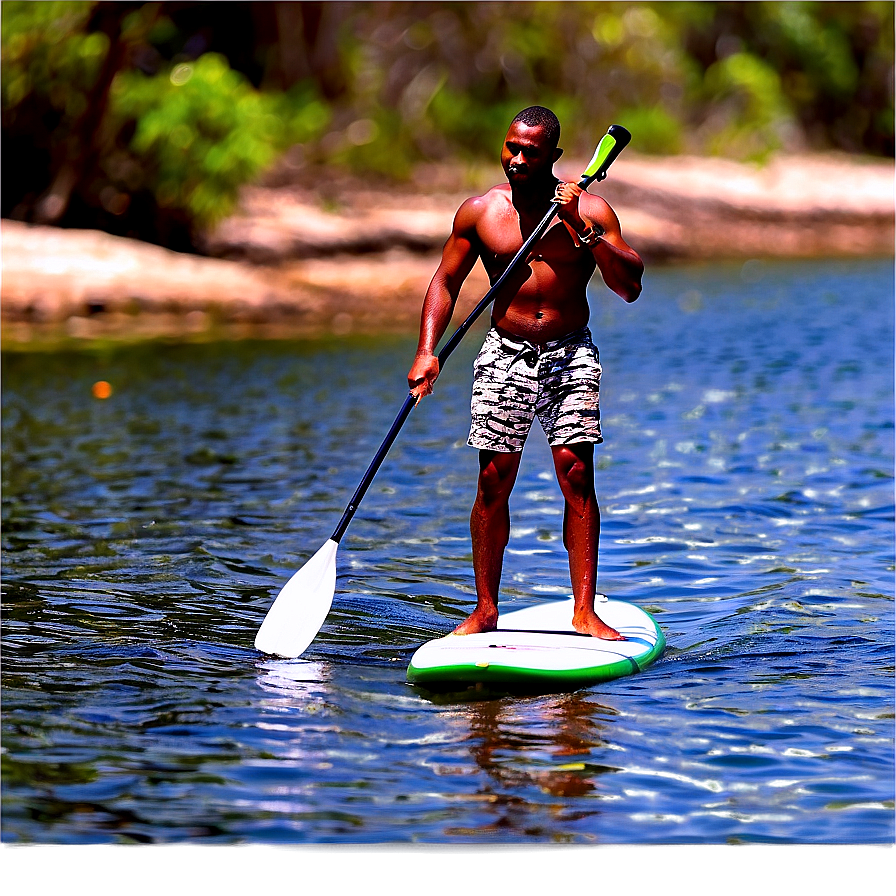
[254,539,339,658]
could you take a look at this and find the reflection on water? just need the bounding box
[2,258,893,844]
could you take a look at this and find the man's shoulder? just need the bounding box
[455,184,509,223]
[461,183,510,208]
[579,191,614,219]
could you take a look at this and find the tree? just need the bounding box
[1,1,329,247]
[2,2,892,249]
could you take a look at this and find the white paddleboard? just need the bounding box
[407,597,664,694]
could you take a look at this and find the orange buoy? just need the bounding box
[92,381,113,399]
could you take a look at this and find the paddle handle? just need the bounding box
[331,392,415,542]
[330,124,631,544]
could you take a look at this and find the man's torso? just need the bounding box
[473,184,596,344]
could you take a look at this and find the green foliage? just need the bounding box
[668,0,893,156]
[320,108,418,179]
[702,52,794,161]
[1,1,330,244]
[326,0,892,165]
[615,105,684,156]
[1,1,103,127]
[112,55,329,226]
[1,0,892,246]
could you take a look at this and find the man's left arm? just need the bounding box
[555,183,643,303]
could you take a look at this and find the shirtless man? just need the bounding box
[407,106,643,639]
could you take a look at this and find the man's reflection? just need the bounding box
[444,690,621,837]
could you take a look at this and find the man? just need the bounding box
[407,106,643,639]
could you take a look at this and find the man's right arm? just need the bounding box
[408,198,482,402]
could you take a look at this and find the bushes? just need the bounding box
[2,1,892,248]
[337,1,892,164]
[1,2,329,247]
[113,55,328,227]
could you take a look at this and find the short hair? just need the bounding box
[511,106,560,147]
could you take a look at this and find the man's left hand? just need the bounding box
[553,181,587,232]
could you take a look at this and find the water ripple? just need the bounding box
[2,260,893,844]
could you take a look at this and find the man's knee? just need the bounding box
[553,444,595,497]
[477,451,520,503]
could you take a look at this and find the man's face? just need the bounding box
[501,121,557,185]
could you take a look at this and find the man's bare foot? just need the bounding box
[452,607,499,635]
[572,609,626,641]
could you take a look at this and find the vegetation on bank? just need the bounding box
[2,1,893,250]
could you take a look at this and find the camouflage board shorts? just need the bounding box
[468,326,603,452]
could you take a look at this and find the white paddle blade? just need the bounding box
[254,539,339,658]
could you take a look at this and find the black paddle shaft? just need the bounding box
[330,125,631,543]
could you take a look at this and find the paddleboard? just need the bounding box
[407,597,664,694]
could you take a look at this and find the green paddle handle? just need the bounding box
[581,124,631,186]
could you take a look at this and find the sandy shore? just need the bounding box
[2,151,892,345]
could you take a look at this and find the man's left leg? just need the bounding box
[551,442,624,640]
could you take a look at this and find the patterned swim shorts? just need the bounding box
[468,326,603,452]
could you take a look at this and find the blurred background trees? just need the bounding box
[2,0,892,250]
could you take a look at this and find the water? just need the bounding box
[2,258,893,847]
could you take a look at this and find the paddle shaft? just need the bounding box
[330,125,631,544]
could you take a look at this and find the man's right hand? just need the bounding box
[408,352,440,404]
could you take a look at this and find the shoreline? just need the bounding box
[2,151,892,348]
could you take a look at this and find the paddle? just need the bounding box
[254,124,632,658]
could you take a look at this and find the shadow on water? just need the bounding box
[2,258,893,844]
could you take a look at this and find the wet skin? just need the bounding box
[408,119,644,639]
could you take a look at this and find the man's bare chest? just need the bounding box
[476,210,587,277]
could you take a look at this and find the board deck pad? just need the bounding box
[407,597,664,695]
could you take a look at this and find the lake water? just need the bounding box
[2,258,893,855]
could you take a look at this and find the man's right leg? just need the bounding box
[453,449,523,635]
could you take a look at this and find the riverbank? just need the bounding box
[2,151,892,346]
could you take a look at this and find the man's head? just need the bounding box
[512,106,561,147]
[502,106,563,187]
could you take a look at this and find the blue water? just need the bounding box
[2,257,893,845]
